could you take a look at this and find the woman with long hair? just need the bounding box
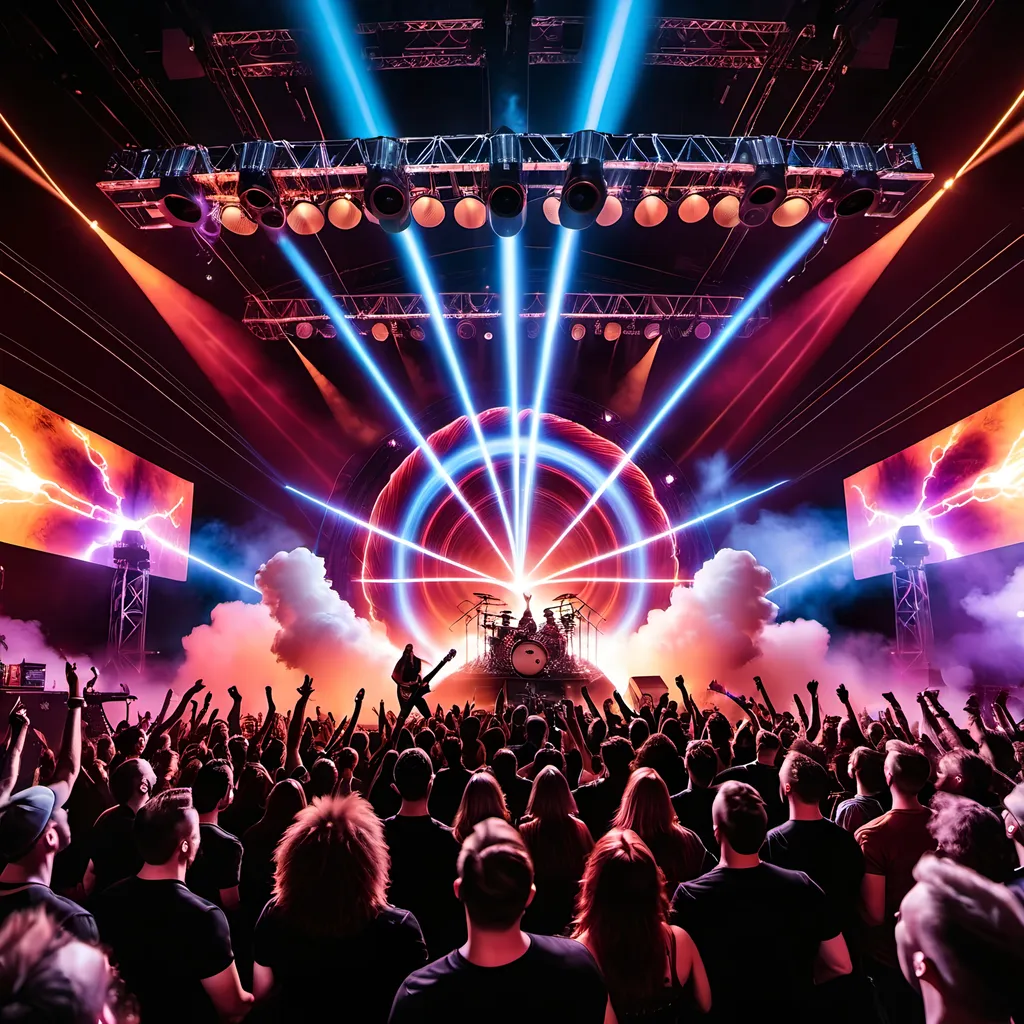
[220,761,272,838]
[240,779,307,917]
[519,766,594,935]
[613,769,711,893]
[452,771,510,843]
[574,829,711,1021]
[252,795,427,1023]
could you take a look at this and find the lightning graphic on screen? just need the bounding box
[0,418,185,563]
[852,425,1024,560]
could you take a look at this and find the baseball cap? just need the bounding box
[0,786,57,861]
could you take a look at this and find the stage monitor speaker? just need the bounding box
[628,675,668,710]
[0,691,69,794]
[1,661,46,689]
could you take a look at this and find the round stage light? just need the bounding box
[321,324,337,339]
[371,322,390,342]
[327,196,362,229]
[454,196,486,229]
[259,206,286,231]
[694,321,712,340]
[644,322,662,340]
[596,194,623,227]
[772,196,811,228]
[571,323,587,341]
[834,187,878,218]
[159,193,204,228]
[295,321,315,340]
[634,194,668,227]
[713,195,741,228]
[604,322,622,342]
[409,325,426,341]
[678,193,710,224]
[526,320,541,339]
[664,474,675,485]
[456,320,477,340]
[543,194,561,226]
[221,204,258,236]
[412,194,445,228]
[287,201,325,235]
[483,330,494,341]
[603,410,615,423]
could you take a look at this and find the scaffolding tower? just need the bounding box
[890,524,934,671]
[108,530,150,674]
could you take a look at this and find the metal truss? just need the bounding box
[241,292,768,341]
[356,19,484,70]
[97,132,931,229]
[209,29,311,78]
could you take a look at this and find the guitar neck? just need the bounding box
[419,658,448,689]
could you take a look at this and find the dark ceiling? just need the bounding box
[0,0,1022,658]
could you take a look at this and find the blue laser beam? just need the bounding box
[530,220,828,575]
[765,532,892,595]
[538,480,789,583]
[398,230,517,565]
[500,235,523,573]
[278,236,512,571]
[143,531,261,595]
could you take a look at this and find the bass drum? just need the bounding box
[509,638,549,677]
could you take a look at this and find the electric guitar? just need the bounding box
[397,648,457,704]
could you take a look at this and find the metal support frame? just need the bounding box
[108,563,149,675]
[242,292,767,341]
[209,29,311,78]
[891,562,933,671]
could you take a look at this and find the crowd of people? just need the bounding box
[1,662,1024,1023]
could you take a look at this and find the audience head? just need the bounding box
[525,715,549,749]
[456,818,534,931]
[780,752,830,808]
[349,731,369,760]
[109,758,157,809]
[632,733,681,789]
[884,740,931,796]
[414,728,435,755]
[191,759,234,815]
[0,787,70,871]
[481,727,506,764]
[441,735,464,769]
[134,788,199,868]
[525,766,576,822]
[928,793,1014,882]
[937,750,993,803]
[755,731,781,763]
[706,711,733,746]
[789,737,827,767]
[461,716,481,744]
[232,761,272,808]
[587,717,608,751]
[274,795,389,937]
[491,748,518,784]
[262,779,307,832]
[393,748,433,803]
[685,740,718,789]
[629,718,650,750]
[532,747,566,776]
[849,746,886,795]
[96,735,115,764]
[453,772,509,843]
[261,737,285,774]
[613,767,676,838]
[227,735,248,774]
[601,736,635,778]
[713,781,767,856]
[660,718,686,756]
[310,758,339,799]
[149,748,179,793]
[335,747,359,775]
[897,854,1024,1024]
[113,726,145,759]
[867,721,885,747]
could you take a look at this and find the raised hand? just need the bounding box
[189,679,206,696]
[753,675,765,690]
[228,685,240,701]
[8,698,28,731]
[87,666,99,689]
[265,685,276,713]
[65,662,81,697]
[355,688,365,702]
[297,675,314,697]
[708,679,726,694]
[836,683,849,704]
[201,692,212,709]
[806,679,819,696]
[881,691,897,705]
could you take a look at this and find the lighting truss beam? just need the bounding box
[240,292,766,340]
[209,29,310,77]
[355,19,485,70]
[97,134,931,229]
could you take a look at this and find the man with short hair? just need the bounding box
[510,715,549,768]
[187,759,242,910]
[0,663,95,941]
[855,740,936,1023]
[428,735,471,826]
[94,788,252,1023]
[385,747,463,958]
[573,735,634,840]
[389,818,607,1023]
[715,730,786,827]
[834,746,887,833]
[85,757,157,895]
[492,748,533,823]
[671,781,851,1023]
[671,740,720,852]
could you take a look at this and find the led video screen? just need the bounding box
[0,383,193,580]
[844,385,1024,580]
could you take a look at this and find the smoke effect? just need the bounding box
[0,615,84,687]
[190,518,307,590]
[174,547,400,719]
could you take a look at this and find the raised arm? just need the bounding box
[882,691,912,742]
[339,688,366,749]
[708,680,759,733]
[836,684,869,748]
[0,700,29,803]
[805,680,821,743]
[144,680,205,758]
[247,686,278,761]
[227,686,243,737]
[915,693,949,751]
[285,676,314,773]
[49,662,84,806]
[580,685,602,722]
[753,676,779,726]
[612,691,637,723]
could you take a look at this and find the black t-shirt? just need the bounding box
[671,864,836,1023]
[389,934,607,1024]
[762,818,865,937]
[670,786,718,853]
[574,775,629,840]
[384,814,463,959]
[427,766,471,827]
[187,822,242,907]
[93,877,234,1024]
[89,803,141,894]
[715,762,786,828]
[254,902,427,1023]
[0,881,98,943]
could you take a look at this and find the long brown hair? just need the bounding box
[453,772,509,843]
[520,767,592,878]
[573,829,670,1004]
[273,794,389,937]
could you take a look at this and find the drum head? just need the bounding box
[510,639,549,677]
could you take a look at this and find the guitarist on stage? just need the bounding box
[392,644,433,718]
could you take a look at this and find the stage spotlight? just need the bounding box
[327,196,362,229]
[238,140,285,230]
[944,177,955,190]
[371,322,390,342]
[543,194,561,226]
[603,410,614,423]
[604,321,622,342]
[221,203,258,236]
[737,137,787,227]
[664,473,675,485]
[320,324,337,339]
[713,195,741,228]
[409,325,426,341]
[457,320,477,340]
[678,193,710,224]
[454,195,487,229]
[411,194,445,228]
[772,196,811,227]
[596,194,623,226]
[559,130,608,230]
[526,320,541,339]
[287,201,325,235]
[155,146,208,228]
[694,321,712,340]
[820,170,880,220]
[295,321,315,340]
[644,322,662,340]
[386,438,399,449]
[487,129,527,237]
[483,330,494,341]
[364,136,411,233]
[635,194,668,227]
[571,323,587,341]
